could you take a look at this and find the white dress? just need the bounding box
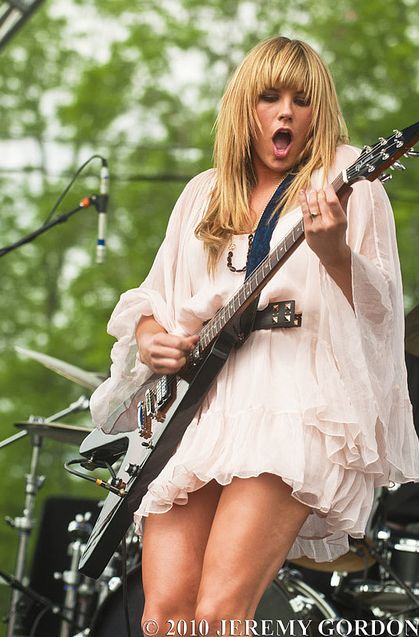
[90,144,419,563]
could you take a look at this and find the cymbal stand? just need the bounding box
[1,395,89,637]
[4,429,43,637]
[55,513,96,637]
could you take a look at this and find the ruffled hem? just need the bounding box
[132,406,380,563]
[133,465,361,563]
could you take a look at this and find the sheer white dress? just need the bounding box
[90,144,419,563]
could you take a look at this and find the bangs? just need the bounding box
[252,41,318,106]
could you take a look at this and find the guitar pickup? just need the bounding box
[156,375,171,408]
[144,388,155,416]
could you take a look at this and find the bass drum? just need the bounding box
[89,566,340,637]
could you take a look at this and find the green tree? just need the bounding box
[0,0,417,630]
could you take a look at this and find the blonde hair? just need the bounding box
[195,36,348,274]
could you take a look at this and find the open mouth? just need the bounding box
[272,129,293,153]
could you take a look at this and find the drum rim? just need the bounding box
[279,571,340,620]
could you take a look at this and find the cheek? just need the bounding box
[304,110,313,133]
[255,104,273,131]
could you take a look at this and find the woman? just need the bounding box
[90,37,419,633]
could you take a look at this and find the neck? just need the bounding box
[254,165,288,192]
[252,155,289,190]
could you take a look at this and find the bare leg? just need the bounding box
[141,479,223,635]
[195,474,310,633]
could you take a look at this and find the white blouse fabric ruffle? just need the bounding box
[90,144,419,563]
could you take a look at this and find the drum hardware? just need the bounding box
[390,536,419,586]
[0,397,92,637]
[0,569,84,635]
[54,512,98,637]
[332,532,419,621]
[365,535,419,612]
[279,567,343,624]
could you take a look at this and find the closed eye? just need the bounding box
[294,95,310,106]
[259,91,310,106]
[259,91,279,102]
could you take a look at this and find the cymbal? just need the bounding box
[15,421,92,446]
[289,539,375,573]
[406,304,419,357]
[15,346,104,391]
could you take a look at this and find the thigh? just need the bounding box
[141,479,223,611]
[196,473,310,617]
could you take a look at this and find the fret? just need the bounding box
[331,173,342,192]
[200,334,208,350]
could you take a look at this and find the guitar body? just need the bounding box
[79,331,236,578]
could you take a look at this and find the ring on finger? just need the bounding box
[310,212,320,219]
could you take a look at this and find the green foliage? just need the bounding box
[0,0,418,627]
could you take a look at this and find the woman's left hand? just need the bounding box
[299,185,352,267]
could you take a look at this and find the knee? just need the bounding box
[142,601,195,637]
[195,598,253,636]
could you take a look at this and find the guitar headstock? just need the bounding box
[345,121,419,186]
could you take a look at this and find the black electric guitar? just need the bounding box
[79,122,419,579]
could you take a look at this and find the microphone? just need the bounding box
[96,159,109,264]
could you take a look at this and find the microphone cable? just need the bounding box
[42,154,107,226]
[0,154,107,257]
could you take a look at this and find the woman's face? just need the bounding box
[252,86,313,182]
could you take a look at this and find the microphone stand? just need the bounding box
[0,196,99,258]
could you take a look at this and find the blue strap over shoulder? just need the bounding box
[245,172,295,279]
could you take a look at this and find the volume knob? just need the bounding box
[125,463,140,477]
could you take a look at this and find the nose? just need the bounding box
[276,93,293,121]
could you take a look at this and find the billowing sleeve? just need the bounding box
[90,170,215,433]
[306,172,419,483]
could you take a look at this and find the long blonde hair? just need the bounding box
[195,36,348,274]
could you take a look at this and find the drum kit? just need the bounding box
[1,345,419,637]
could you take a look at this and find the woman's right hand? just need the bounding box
[138,331,199,374]
[136,316,199,374]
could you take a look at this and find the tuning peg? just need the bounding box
[392,160,406,171]
[404,149,419,158]
[379,173,393,183]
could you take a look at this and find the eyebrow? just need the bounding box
[262,86,307,95]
